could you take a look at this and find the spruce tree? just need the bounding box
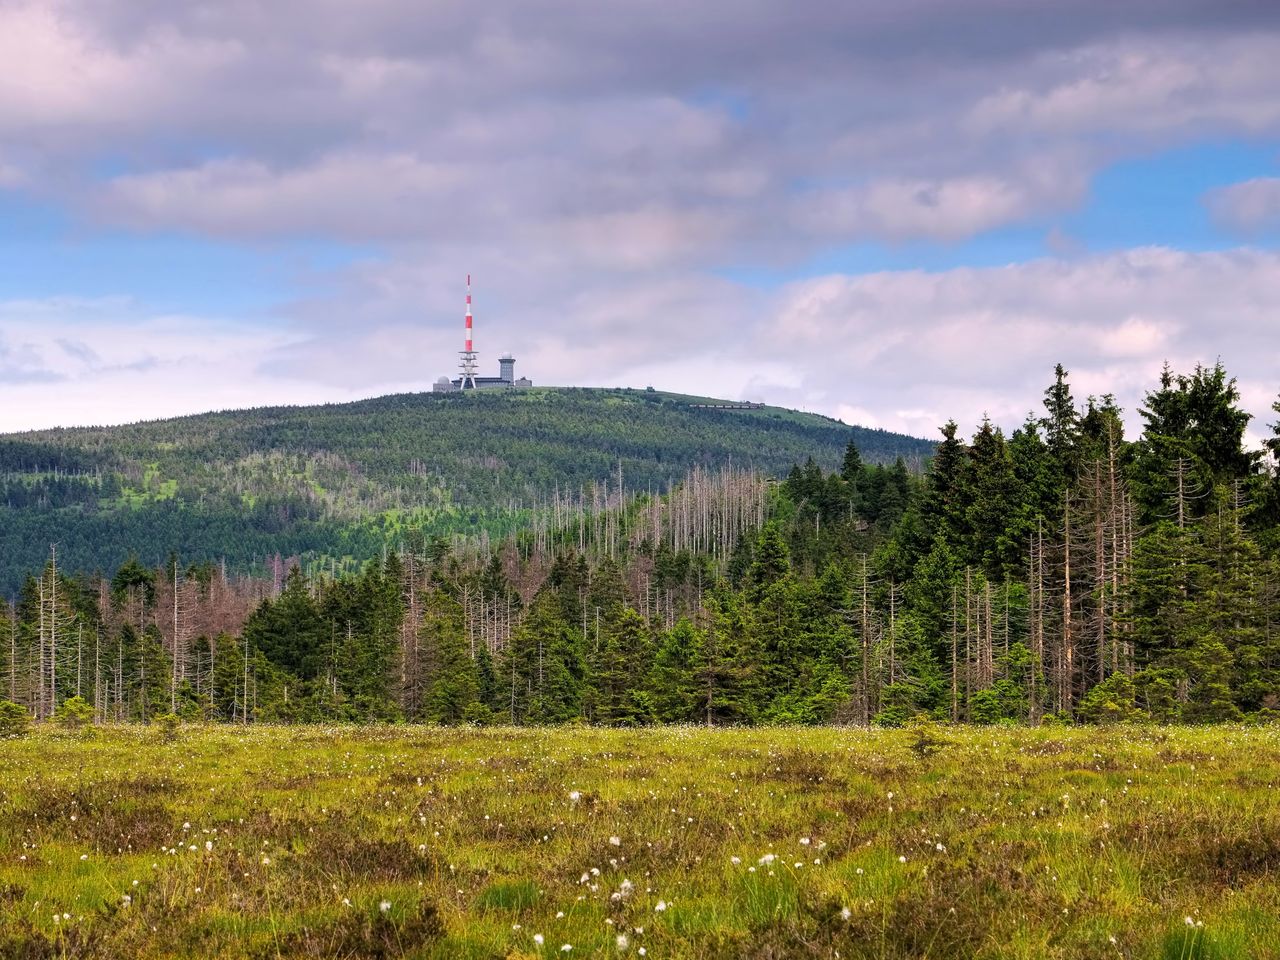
[966,419,1020,578]
[418,588,479,724]
[646,619,702,723]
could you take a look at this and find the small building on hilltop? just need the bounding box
[433,277,532,392]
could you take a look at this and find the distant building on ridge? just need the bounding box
[433,276,532,392]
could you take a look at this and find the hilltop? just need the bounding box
[0,387,933,591]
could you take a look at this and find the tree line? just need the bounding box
[2,362,1278,726]
[0,387,930,594]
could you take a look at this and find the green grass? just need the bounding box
[2,725,1279,958]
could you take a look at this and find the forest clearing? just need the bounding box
[2,724,1278,959]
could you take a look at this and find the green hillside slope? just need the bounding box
[0,387,934,591]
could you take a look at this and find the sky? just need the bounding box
[2,0,1280,443]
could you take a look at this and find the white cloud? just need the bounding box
[1204,177,1280,233]
[0,298,335,432]
[966,36,1280,140]
[3,1,1277,253]
[797,168,1086,243]
[0,2,242,136]
[100,153,468,240]
[3,247,1278,445]
[739,247,1280,439]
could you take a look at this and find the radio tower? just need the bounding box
[459,273,479,389]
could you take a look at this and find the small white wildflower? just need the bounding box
[730,856,741,864]
[654,900,667,912]
[616,933,629,949]
[534,934,545,945]
[569,791,582,802]
[79,854,88,861]
[609,836,622,846]
[840,906,851,920]
[758,853,776,865]
[205,841,213,852]
[380,900,392,913]
[898,856,907,863]
[561,944,572,952]
[799,837,811,846]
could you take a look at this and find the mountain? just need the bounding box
[0,387,935,592]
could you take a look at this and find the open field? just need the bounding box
[2,726,1279,959]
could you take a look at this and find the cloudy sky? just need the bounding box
[2,0,1279,441]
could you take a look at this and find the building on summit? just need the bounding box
[433,275,532,392]
[433,353,530,392]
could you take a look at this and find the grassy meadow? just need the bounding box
[1,725,1279,959]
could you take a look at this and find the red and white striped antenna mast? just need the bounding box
[459,273,478,389]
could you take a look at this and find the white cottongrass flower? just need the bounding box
[609,836,621,846]
[840,906,851,921]
[654,900,667,912]
[616,933,629,949]
[561,944,573,952]
[569,791,582,802]
[534,934,545,945]
[379,900,392,913]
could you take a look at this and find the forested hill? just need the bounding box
[0,387,933,593]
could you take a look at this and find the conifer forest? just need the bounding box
[4,362,1279,728]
